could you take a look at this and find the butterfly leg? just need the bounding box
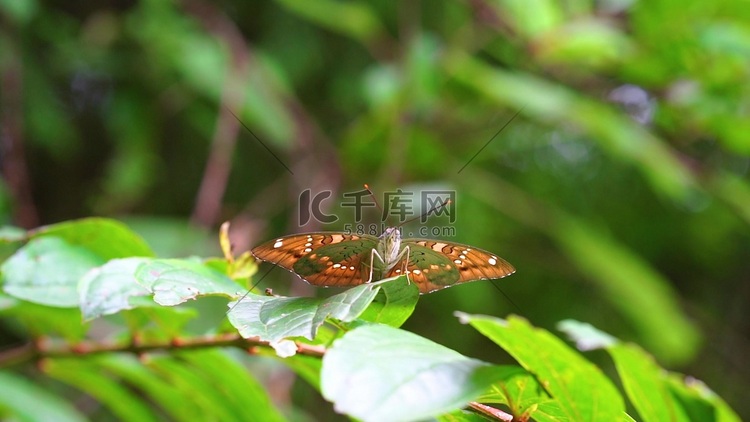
[402,245,411,285]
[386,245,412,284]
[366,248,387,283]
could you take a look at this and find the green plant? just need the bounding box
[0,218,739,421]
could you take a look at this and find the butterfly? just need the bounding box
[250,226,515,294]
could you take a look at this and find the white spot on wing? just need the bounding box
[333,263,341,268]
[304,247,312,253]
[273,241,283,248]
[453,259,462,264]
[432,242,448,252]
[413,269,421,275]
[488,258,497,266]
[459,254,466,259]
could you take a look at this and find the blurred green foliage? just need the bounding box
[1,0,750,419]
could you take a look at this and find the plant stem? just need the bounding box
[0,333,326,368]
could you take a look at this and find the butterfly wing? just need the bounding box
[387,239,515,294]
[250,233,379,288]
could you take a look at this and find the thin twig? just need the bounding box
[0,333,325,368]
[185,0,249,227]
[469,402,514,421]
[0,25,39,228]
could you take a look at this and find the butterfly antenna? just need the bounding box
[226,265,276,315]
[399,199,451,227]
[363,184,385,216]
[489,280,524,315]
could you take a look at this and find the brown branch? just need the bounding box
[0,333,325,368]
[0,23,39,228]
[184,0,249,227]
[469,402,514,421]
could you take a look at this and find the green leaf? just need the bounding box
[457,313,625,421]
[178,350,285,422]
[535,20,634,69]
[275,0,383,43]
[44,358,160,422]
[357,275,419,327]
[321,324,504,422]
[491,0,563,37]
[608,343,690,422]
[553,216,700,364]
[92,355,200,422]
[0,291,14,310]
[476,366,551,419]
[31,217,154,260]
[559,319,741,422]
[0,298,87,341]
[464,171,700,365]
[557,319,618,350]
[0,226,25,243]
[0,371,86,422]
[79,257,153,321]
[146,356,241,421]
[134,258,241,306]
[530,401,580,422]
[666,375,741,422]
[436,409,492,422]
[80,257,239,321]
[1,237,104,307]
[473,361,613,422]
[227,282,380,356]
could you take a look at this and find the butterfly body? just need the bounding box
[251,228,515,294]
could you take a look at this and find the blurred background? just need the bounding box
[2,0,749,418]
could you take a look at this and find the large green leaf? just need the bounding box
[321,324,505,422]
[0,371,86,422]
[79,257,152,320]
[561,320,681,421]
[458,313,625,421]
[1,237,104,307]
[227,282,380,356]
[609,344,690,422]
[134,258,241,306]
[357,275,419,327]
[31,217,154,260]
[559,319,741,422]
[79,257,240,320]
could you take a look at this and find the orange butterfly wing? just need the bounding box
[386,239,515,294]
[250,233,379,288]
